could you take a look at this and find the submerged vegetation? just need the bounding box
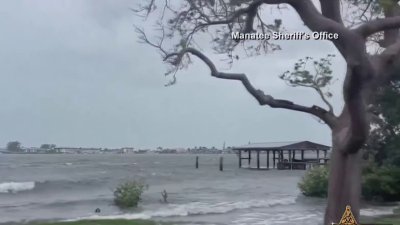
[113,180,148,208]
[298,166,329,198]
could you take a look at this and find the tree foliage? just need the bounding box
[299,165,400,202]
[362,165,400,201]
[301,73,400,201]
[6,141,21,152]
[366,76,400,166]
[114,180,148,208]
[298,166,329,197]
[279,54,336,113]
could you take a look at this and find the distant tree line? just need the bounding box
[6,141,22,152]
[5,141,57,152]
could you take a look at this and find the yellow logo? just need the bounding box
[337,205,358,225]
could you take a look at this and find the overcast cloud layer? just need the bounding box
[0,0,346,149]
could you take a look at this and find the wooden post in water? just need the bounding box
[219,156,223,171]
[238,150,242,168]
[195,156,199,169]
[273,150,276,169]
[248,150,251,166]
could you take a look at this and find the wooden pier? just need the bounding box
[233,141,330,170]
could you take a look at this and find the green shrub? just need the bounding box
[362,166,400,201]
[114,180,148,208]
[298,165,400,202]
[298,166,329,197]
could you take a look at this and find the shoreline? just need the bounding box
[8,213,400,225]
[5,208,399,225]
[372,208,400,225]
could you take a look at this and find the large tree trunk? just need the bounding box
[324,130,362,225]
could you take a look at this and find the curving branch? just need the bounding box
[315,87,334,113]
[284,0,364,62]
[355,16,400,38]
[187,0,265,39]
[286,82,334,114]
[165,48,338,128]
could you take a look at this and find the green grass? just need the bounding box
[27,219,164,225]
[21,213,400,225]
[375,217,400,225]
[373,209,400,225]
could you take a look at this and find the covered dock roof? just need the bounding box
[232,141,331,151]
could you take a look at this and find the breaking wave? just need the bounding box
[0,179,103,194]
[0,182,35,193]
[361,206,398,217]
[67,196,297,221]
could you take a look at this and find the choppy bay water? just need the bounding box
[0,154,397,225]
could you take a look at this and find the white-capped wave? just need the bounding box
[361,206,397,217]
[0,181,35,193]
[232,212,321,225]
[67,196,297,221]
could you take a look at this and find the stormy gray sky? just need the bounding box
[0,0,346,149]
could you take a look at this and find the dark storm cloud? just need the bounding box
[0,0,344,149]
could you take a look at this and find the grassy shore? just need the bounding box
[376,218,400,225]
[20,216,400,225]
[374,215,400,224]
[21,208,400,225]
[26,219,163,225]
[373,208,400,225]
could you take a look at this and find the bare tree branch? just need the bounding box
[315,86,335,113]
[183,0,265,45]
[165,47,338,128]
[286,81,335,113]
[355,16,400,38]
[135,27,168,57]
[284,0,365,62]
[191,0,263,31]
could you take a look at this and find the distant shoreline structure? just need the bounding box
[0,147,234,155]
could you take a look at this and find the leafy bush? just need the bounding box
[114,180,148,208]
[298,165,400,202]
[362,166,400,201]
[298,166,329,197]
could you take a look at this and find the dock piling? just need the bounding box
[219,156,223,171]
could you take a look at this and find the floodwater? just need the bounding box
[0,154,397,225]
